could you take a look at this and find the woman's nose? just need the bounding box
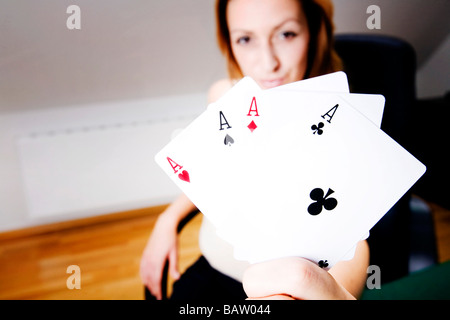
[261,42,280,73]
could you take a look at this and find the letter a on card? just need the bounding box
[247,97,259,116]
[167,157,182,173]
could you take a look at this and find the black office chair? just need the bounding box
[334,33,437,283]
[145,34,437,299]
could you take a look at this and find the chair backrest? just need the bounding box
[335,33,416,145]
[334,34,417,284]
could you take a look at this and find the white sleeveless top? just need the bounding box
[198,217,250,282]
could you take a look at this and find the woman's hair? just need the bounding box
[215,0,342,80]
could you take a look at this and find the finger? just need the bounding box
[168,246,180,280]
[150,284,162,300]
[148,271,162,300]
[140,257,162,300]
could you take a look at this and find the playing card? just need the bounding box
[154,103,226,226]
[226,90,425,268]
[154,73,424,271]
[213,77,272,154]
[213,73,353,245]
[209,76,264,149]
[338,93,384,129]
[272,71,350,93]
[155,77,263,228]
[216,76,384,260]
[271,72,385,128]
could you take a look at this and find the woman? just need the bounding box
[140,0,369,300]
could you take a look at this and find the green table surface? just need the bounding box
[361,260,450,300]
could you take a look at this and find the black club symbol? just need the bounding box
[307,188,338,215]
[318,260,329,268]
[311,122,324,135]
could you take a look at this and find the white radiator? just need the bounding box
[14,95,204,219]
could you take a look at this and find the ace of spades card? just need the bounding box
[226,90,425,267]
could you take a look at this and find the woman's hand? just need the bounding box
[140,212,180,300]
[243,257,356,300]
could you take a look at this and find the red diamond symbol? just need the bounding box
[247,120,257,132]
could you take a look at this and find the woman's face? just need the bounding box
[227,0,310,89]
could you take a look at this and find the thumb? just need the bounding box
[168,245,180,280]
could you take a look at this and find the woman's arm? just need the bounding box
[140,193,197,299]
[140,78,233,299]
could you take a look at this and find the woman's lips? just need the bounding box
[259,78,284,89]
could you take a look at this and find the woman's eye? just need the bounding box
[279,31,297,39]
[236,36,251,45]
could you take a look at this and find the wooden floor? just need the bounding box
[0,205,203,300]
[0,199,449,300]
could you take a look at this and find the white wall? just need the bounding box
[0,0,448,232]
[0,0,224,113]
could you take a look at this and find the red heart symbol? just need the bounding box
[178,170,190,183]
